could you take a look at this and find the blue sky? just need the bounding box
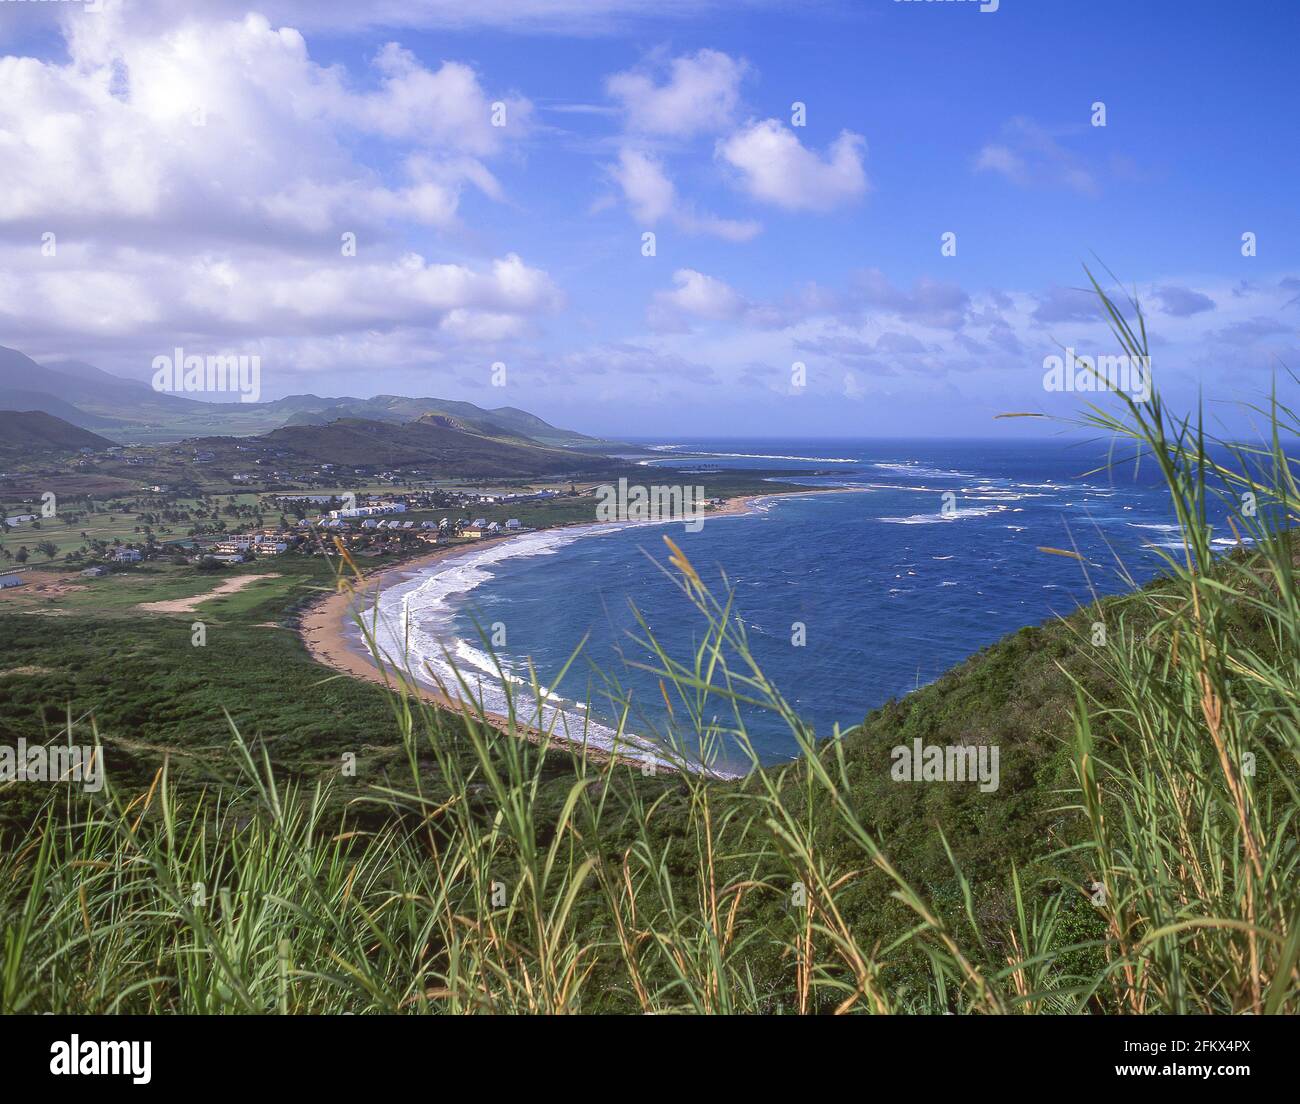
[0,0,1296,437]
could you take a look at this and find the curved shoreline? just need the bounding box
[296,487,871,774]
[294,532,653,763]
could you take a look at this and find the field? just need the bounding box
[0,492,271,562]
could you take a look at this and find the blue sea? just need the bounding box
[362,438,1243,774]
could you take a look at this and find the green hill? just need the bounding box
[0,410,114,455]
[183,413,608,476]
[262,394,605,449]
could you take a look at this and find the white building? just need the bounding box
[329,503,408,520]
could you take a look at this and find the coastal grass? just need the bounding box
[2,287,1298,1013]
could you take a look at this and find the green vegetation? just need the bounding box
[1,287,1296,1015]
[0,491,266,564]
[0,411,112,458]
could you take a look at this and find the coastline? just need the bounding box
[295,486,872,773]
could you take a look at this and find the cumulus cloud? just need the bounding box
[0,12,527,241]
[649,268,746,328]
[717,120,868,212]
[606,48,747,137]
[607,147,760,240]
[0,10,564,385]
[0,248,561,349]
[608,148,676,223]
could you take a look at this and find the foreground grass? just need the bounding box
[2,287,1298,1014]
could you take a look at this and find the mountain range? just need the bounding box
[0,344,601,449]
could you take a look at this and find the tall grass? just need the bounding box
[2,283,1297,1014]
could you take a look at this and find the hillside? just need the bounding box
[262,394,605,449]
[183,413,608,476]
[0,410,114,455]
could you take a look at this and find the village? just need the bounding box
[192,492,543,565]
[0,484,576,589]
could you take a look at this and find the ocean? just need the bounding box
[358,437,1243,774]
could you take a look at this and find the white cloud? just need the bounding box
[624,269,1300,419]
[718,119,868,212]
[0,10,564,384]
[606,48,746,137]
[0,12,527,239]
[0,246,561,352]
[607,147,760,240]
[650,268,745,328]
[609,148,677,223]
[350,43,530,156]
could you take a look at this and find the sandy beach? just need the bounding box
[298,530,687,769]
[297,534,554,731]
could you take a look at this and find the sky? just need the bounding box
[0,0,1296,437]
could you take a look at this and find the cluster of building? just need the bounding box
[204,533,291,562]
[61,495,543,570]
[327,503,407,520]
[299,512,523,541]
